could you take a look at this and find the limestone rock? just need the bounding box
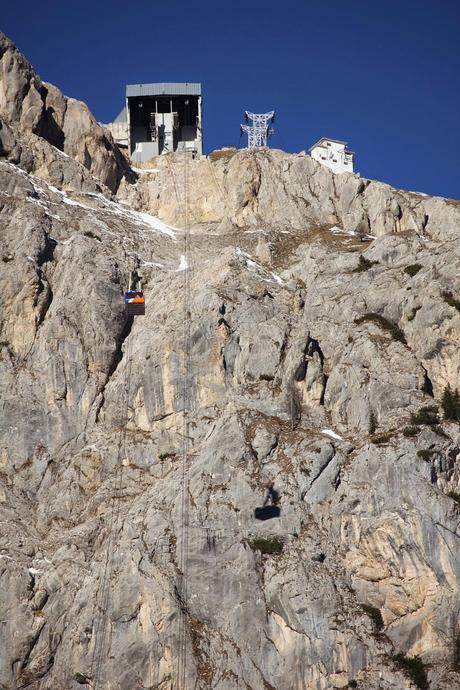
[251,427,278,461]
[118,147,460,245]
[0,32,133,192]
[2,31,460,690]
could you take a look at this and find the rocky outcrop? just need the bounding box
[0,32,133,192]
[119,147,460,242]
[2,33,460,690]
[2,150,460,689]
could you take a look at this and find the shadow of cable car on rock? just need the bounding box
[254,484,281,521]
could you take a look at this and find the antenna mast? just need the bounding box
[240,111,275,148]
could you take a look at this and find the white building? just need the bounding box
[309,138,354,174]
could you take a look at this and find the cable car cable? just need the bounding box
[89,336,133,689]
[165,149,192,689]
[178,143,191,690]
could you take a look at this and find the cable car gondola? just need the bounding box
[124,270,145,316]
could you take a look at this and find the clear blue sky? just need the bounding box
[2,0,459,198]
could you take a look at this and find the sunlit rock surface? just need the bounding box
[2,31,460,690]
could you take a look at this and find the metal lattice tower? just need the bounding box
[240,111,275,148]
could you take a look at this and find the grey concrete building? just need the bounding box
[107,83,203,162]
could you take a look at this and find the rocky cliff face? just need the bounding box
[2,35,460,690]
[118,147,459,242]
[0,32,132,194]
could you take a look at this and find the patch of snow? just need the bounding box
[46,184,91,207]
[142,261,164,268]
[30,181,43,196]
[51,145,70,158]
[236,247,284,286]
[321,429,343,441]
[133,210,176,238]
[99,200,177,239]
[26,197,49,210]
[176,255,188,271]
[330,226,357,237]
[28,567,41,576]
[84,192,105,199]
[330,225,376,241]
[47,185,64,195]
[46,184,93,210]
[44,178,176,238]
[62,196,92,209]
[26,194,62,220]
[132,167,160,173]
[270,271,284,285]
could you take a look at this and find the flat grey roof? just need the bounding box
[308,137,349,152]
[113,106,127,123]
[126,82,201,97]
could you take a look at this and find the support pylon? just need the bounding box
[240,111,275,148]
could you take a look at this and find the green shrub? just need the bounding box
[371,432,393,445]
[248,537,284,555]
[404,263,422,277]
[417,449,435,462]
[410,405,439,426]
[392,653,428,690]
[158,451,177,460]
[442,291,460,312]
[352,255,378,272]
[403,426,420,437]
[209,148,237,163]
[433,425,449,439]
[442,385,460,422]
[368,411,378,435]
[83,230,101,241]
[354,313,407,345]
[74,673,90,685]
[447,491,460,506]
[362,604,384,631]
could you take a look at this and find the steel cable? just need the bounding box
[89,335,132,689]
